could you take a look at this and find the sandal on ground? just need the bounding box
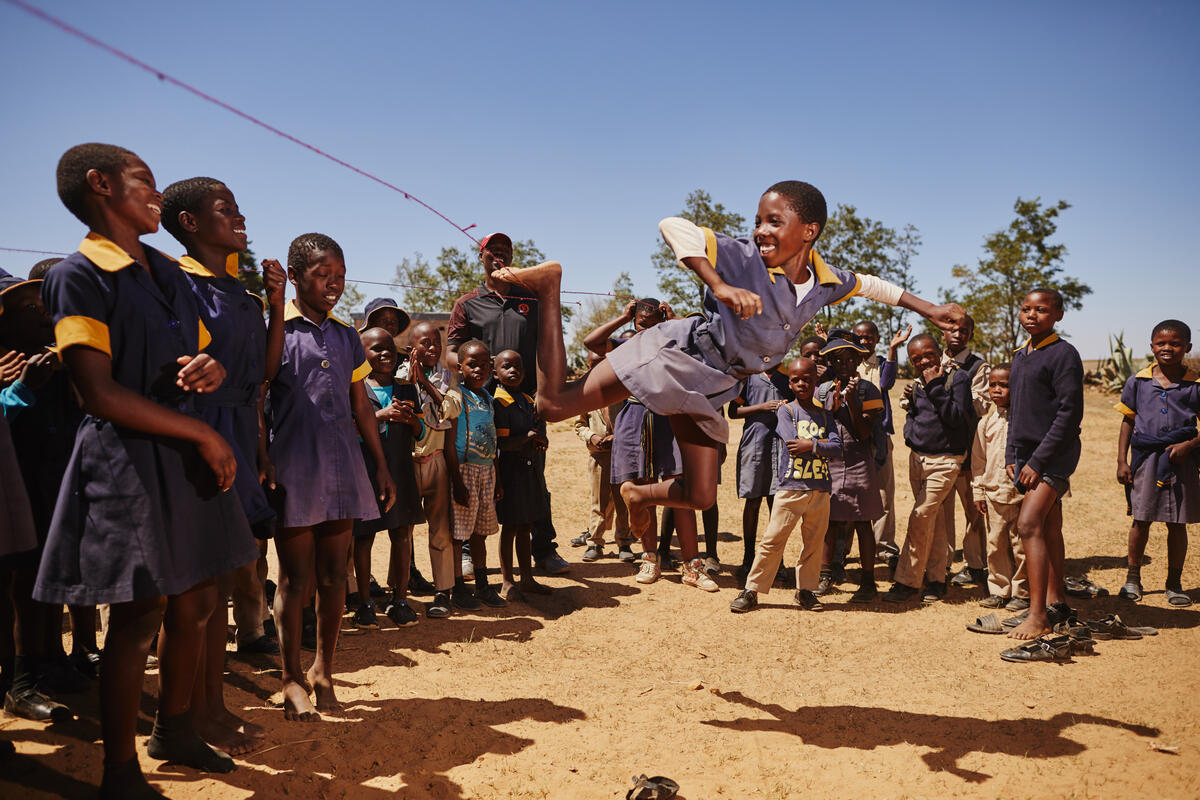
[1118,581,1143,601]
[966,613,1006,635]
[1001,610,1029,628]
[1064,576,1110,599]
[1051,621,1095,654]
[999,635,1072,663]
[1085,613,1155,639]
[1165,588,1193,607]
[627,774,679,800]
[1046,632,1094,656]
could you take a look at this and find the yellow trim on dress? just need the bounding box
[862,398,884,411]
[198,319,212,351]
[78,233,135,272]
[224,252,240,278]
[283,299,353,328]
[1114,401,1136,418]
[703,227,718,270]
[177,254,219,278]
[810,250,840,286]
[351,360,372,383]
[830,273,863,306]
[55,315,111,356]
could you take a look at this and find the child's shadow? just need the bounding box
[701,690,1159,784]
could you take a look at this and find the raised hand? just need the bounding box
[262,259,286,309]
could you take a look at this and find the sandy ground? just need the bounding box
[3,386,1199,799]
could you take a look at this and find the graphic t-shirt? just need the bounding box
[453,385,497,465]
[775,401,842,492]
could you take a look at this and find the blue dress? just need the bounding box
[36,234,257,605]
[610,399,681,485]
[817,379,884,522]
[1117,365,1200,523]
[733,373,785,499]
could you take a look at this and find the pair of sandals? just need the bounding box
[1121,581,1193,607]
[627,775,679,800]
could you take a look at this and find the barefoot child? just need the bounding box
[160,176,286,756]
[268,232,395,719]
[1004,288,1084,642]
[730,357,841,613]
[493,350,554,600]
[38,143,259,795]
[496,181,964,551]
[1116,319,1199,607]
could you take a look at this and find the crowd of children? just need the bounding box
[1,146,1196,792]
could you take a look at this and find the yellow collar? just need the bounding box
[78,233,139,272]
[177,253,239,279]
[1135,363,1200,383]
[493,386,532,407]
[1015,332,1060,353]
[283,299,352,328]
[766,249,838,286]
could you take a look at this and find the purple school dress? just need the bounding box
[268,301,379,528]
[1117,365,1200,523]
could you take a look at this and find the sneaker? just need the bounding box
[582,545,603,562]
[1005,596,1030,611]
[451,584,482,610]
[703,556,721,576]
[569,532,590,547]
[386,601,420,626]
[461,552,475,582]
[368,576,387,598]
[849,584,878,604]
[537,553,571,575]
[882,583,920,603]
[476,584,507,608]
[815,573,834,596]
[635,553,661,584]
[408,571,437,596]
[682,558,719,592]
[794,589,823,611]
[922,581,946,603]
[426,592,452,619]
[730,590,758,613]
[352,602,379,629]
[617,544,637,563]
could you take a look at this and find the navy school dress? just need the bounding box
[493,386,552,526]
[733,373,785,499]
[354,378,425,536]
[35,234,257,605]
[179,255,275,536]
[610,398,681,485]
[817,378,884,522]
[9,368,85,541]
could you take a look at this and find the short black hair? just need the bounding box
[908,332,938,350]
[161,177,226,242]
[991,362,1013,373]
[458,338,490,360]
[56,143,136,225]
[852,320,879,335]
[288,233,344,275]
[1153,319,1191,341]
[764,180,827,238]
[798,335,826,351]
[29,258,62,279]
[1026,287,1064,310]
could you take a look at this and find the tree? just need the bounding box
[565,271,635,370]
[651,190,747,313]
[394,238,572,321]
[811,205,921,339]
[235,243,264,297]
[941,198,1089,360]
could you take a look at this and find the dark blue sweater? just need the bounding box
[1005,333,1084,477]
[903,368,973,456]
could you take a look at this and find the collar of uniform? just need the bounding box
[765,249,837,286]
[283,299,353,328]
[78,233,138,272]
[1015,332,1060,353]
[177,252,240,279]
[1135,363,1200,383]
[494,386,516,407]
[945,347,973,365]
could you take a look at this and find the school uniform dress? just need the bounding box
[179,255,275,535]
[355,379,425,537]
[817,379,885,522]
[35,234,257,605]
[1116,365,1200,524]
[606,217,903,443]
[268,300,378,528]
[858,354,899,549]
[0,415,37,562]
[744,401,841,595]
[8,369,84,540]
[610,399,681,484]
[1006,333,1084,496]
[448,384,498,539]
[493,386,552,526]
[734,373,784,499]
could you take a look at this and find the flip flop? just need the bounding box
[1165,588,1193,607]
[1118,581,1143,601]
[1000,635,1071,663]
[966,613,1006,635]
[627,774,680,800]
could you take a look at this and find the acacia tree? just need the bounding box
[652,190,747,313]
[941,198,1089,360]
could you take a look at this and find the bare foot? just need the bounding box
[307,667,342,713]
[495,261,561,296]
[620,483,651,537]
[212,705,266,739]
[520,579,553,596]
[501,583,527,603]
[281,680,318,722]
[1008,613,1051,640]
[195,715,262,756]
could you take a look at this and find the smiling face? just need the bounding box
[988,367,1011,409]
[289,249,345,316]
[102,154,162,236]
[494,350,524,389]
[1151,327,1191,369]
[481,239,514,278]
[788,357,818,402]
[361,328,398,377]
[907,336,942,375]
[190,184,247,253]
[458,343,493,390]
[1019,291,1063,339]
[754,192,820,269]
[409,323,442,367]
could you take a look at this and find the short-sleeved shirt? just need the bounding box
[268,300,377,527]
[447,286,539,395]
[1117,365,1200,437]
[775,400,842,493]
[449,384,497,465]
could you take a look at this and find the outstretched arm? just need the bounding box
[583,301,635,355]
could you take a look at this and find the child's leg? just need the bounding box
[310,520,352,711]
[796,495,833,593]
[192,577,263,756]
[99,596,167,798]
[469,533,489,586]
[984,499,1016,598]
[388,527,413,606]
[1009,482,1062,640]
[69,604,99,654]
[673,508,700,562]
[658,506,675,562]
[744,493,804,595]
[854,522,876,589]
[500,525,517,594]
[1124,520,1151,597]
[702,501,720,560]
[1044,498,1066,607]
[742,496,763,571]
[1165,523,1190,603]
[274,526,318,721]
[353,533,375,606]
[622,416,720,535]
[516,528,547,593]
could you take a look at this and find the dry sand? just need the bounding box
[3,386,1198,799]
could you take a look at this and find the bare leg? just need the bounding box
[388,527,413,606]
[622,416,720,535]
[274,526,318,721]
[500,525,518,596]
[1127,520,1151,569]
[855,522,876,587]
[309,520,352,713]
[1009,482,1060,640]
[353,533,374,604]
[157,580,218,718]
[1045,499,1066,606]
[193,581,263,756]
[516,529,548,593]
[1166,523,1188,576]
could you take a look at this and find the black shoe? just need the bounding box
[569,532,590,548]
[1004,596,1030,611]
[730,590,758,613]
[1047,601,1075,625]
[618,544,637,563]
[949,568,976,587]
[980,594,1007,609]
[849,584,878,604]
[4,688,72,722]
[236,635,280,655]
[352,602,379,629]
[368,576,387,598]
[345,591,361,611]
[408,572,437,596]
[815,573,833,597]
[922,581,946,603]
[264,579,276,608]
[385,601,420,627]
[451,585,482,611]
[38,656,91,695]
[426,592,452,619]
[476,585,507,608]
[795,589,823,611]
[882,583,919,603]
[582,545,602,562]
[69,646,102,680]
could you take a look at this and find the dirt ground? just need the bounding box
[3,386,1198,799]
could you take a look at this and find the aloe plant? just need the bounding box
[1092,332,1148,393]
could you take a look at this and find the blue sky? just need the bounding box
[1,0,1196,358]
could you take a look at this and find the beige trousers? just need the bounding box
[588,452,631,546]
[895,452,963,588]
[745,489,831,595]
[414,454,455,591]
[983,497,1027,599]
[873,438,897,550]
[943,471,987,570]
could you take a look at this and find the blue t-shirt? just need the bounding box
[775,401,842,492]
[370,383,394,411]
[455,385,497,465]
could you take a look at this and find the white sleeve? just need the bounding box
[658,217,708,265]
[855,273,905,305]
